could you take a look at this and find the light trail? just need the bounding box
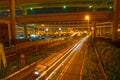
[56,35,90,80]
[46,35,89,80]
[36,34,90,80]
[46,43,80,80]
[56,45,79,80]
[36,39,81,80]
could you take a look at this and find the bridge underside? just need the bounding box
[0,0,119,45]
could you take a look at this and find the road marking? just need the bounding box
[45,35,90,80]
[56,49,77,80]
[80,45,88,80]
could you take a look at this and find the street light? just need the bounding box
[45,27,49,38]
[45,28,49,32]
[85,15,90,34]
[58,27,62,37]
[59,27,62,31]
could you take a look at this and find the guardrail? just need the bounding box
[4,38,65,58]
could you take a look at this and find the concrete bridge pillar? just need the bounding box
[8,23,12,45]
[9,0,16,42]
[112,0,119,41]
[23,8,27,15]
[24,24,28,39]
[93,22,96,38]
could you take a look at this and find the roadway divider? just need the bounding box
[5,38,65,58]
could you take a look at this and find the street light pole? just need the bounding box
[88,18,89,33]
[85,15,90,34]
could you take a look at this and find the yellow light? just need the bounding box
[118,29,120,32]
[55,32,58,34]
[41,24,45,27]
[7,9,10,12]
[85,15,89,20]
[91,27,94,30]
[84,31,87,33]
[70,30,73,33]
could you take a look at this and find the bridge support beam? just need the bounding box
[99,26,101,37]
[8,23,12,46]
[93,22,96,38]
[9,0,16,44]
[112,0,119,41]
[23,8,27,15]
[24,24,28,39]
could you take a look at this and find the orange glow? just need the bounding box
[85,15,89,20]
[118,28,120,32]
[7,9,10,12]
[41,24,45,27]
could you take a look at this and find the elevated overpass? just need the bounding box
[0,11,117,24]
[0,0,119,46]
[0,11,119,46]
[0,0,114,10]
[16,11,114,24]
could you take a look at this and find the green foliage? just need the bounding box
[95,38,120,80]
[82,38,120,80]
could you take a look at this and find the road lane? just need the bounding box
[50,42,87,80]
[46,35,90,80]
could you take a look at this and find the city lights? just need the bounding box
[85,15,90,33]
[59,27,62,31]
[30,8,33,10]
[45,28,49,32]
[63,5,67,9]
[41,24,45,27]
[85,15,90,20]
[6,9,10,12]
[109,6,113,9]
[0,0,119,80]
[88,5,92,9]
[109,6,113,10]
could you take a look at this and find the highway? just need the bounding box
[52,44,86,80]
[23,35,89,80]
[45,35,88,80]
[3,35,89,80]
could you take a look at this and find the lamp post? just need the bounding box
[85,15,90,34]
[59,27,62,37]
[45,27,49,38]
